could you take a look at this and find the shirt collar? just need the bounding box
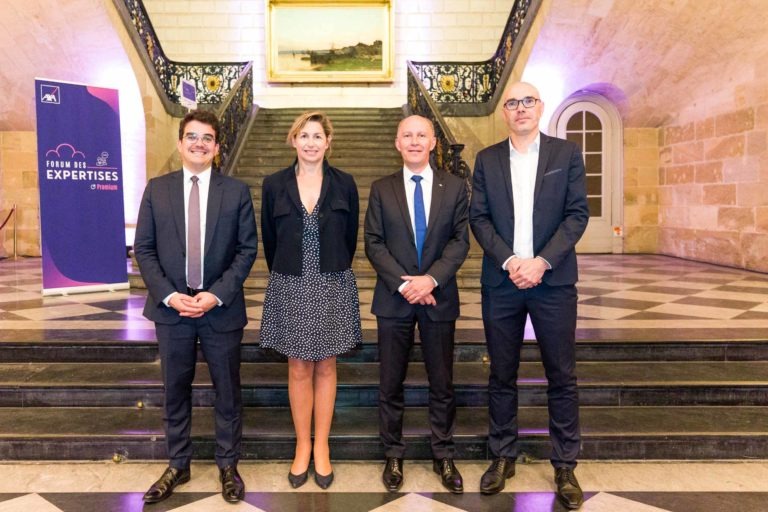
[508,133,541,156]
[403,164,433,183]
[183,167,212,183]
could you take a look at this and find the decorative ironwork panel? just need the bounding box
[121,0,248,105]
[409,0,532,106]
[216,66,254,171]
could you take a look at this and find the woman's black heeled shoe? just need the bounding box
[288,468,309,488]
[314,470,334,489]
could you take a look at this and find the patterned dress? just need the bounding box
[260,204,362,361]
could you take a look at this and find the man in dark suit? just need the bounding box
[469,82,589,509]
[365,115,469,494]
[134,110,258,504]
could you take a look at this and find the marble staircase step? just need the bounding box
[0,405,766,460]
[1,361,768,408]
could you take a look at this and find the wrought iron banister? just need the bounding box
[112,0,256,173]
[409,0,542,117]
[406,62,470,183]
[215,62,257,174]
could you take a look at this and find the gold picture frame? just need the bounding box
[267,0,394,83]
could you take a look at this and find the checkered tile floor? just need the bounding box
[0,255,766,335]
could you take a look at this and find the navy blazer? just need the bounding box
[469,133,589,287]
[261,160,359,275]
[364,168,469,321]
[134,169,258,331]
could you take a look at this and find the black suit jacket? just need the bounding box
[134,169,258,332]
[261,160,358,275]
[469,133,589,287]
[364,168,469,321]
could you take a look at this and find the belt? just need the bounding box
[187,287,205,296]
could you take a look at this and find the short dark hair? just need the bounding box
[178,110,220,142]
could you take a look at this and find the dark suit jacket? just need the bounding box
[364,168,469,321]
[261,160,358,275]
[134,169,258,332]
[469,133,589,287]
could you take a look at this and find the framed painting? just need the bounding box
[267,0,394,83]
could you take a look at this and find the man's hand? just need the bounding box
[400,274,436,305]
[508,257,547,289]
[169,291,218,317]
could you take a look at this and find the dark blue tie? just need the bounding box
[412,175,427,269]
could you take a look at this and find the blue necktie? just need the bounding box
[412,175,427,269]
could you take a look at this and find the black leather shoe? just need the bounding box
[220,465,245,503]
[480,457,515,495]
[555,467,583,509]
[142,466,190,503]
[288,468,309,489]
[315,470,334,489]
[432,458,464,494]
[382,457,404,492]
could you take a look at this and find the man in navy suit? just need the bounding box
[469,82,589,509]
[365,115,469,494]
[134,110,258,504]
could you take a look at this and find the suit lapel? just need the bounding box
[205,171,223,257]
[170,170,186,254]
[534,133,553,203]
[496,141,514,208]
[390,170,415,243]
[284,164,303,213]
[425,170,445,244]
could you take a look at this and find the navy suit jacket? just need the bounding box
[364,168,469,321]
[134,169,258,332]
[469,133,589,287]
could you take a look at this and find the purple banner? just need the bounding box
[35,79,128,294]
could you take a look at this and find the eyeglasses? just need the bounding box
[503,97,540,110]
[184,132,216,144]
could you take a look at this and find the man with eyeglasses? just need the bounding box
[134,110,258,504]
[469,82,589,509]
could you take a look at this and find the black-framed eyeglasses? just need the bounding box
[184,132,216,144]
[503,97,540,110]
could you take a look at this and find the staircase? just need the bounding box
[3,113,767,463]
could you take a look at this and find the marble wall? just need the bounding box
[657,101,768,272]
[0,132,40,257]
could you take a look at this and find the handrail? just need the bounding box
[112,0,257,174]
[405,62,470,184]
[409,0,543,117]
[0,204,17,259]
[215,62,257,175]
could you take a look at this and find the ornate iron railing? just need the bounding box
[409,0,542,116]
[119,0,248,105]
[406,62,470,183]
[113,0,256,173]
[215,62,256,174]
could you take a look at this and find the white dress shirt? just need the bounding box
[402,164,433,236]
[183,167,211,286]
[399,164,437,290]
[163,167,212,306]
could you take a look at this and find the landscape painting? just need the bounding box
[267,0,394,83]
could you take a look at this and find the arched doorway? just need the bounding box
[550,94,623,253]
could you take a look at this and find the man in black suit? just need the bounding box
[134,110,258,504]
[365,115,469,494]
[469,82,589,509]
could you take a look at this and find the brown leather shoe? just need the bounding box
[220,465,245,502]
[480,457,515,495]
[555,467,584,509]
[142,466,190,503]
[433,458,464,494]
[382,457,404,492]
